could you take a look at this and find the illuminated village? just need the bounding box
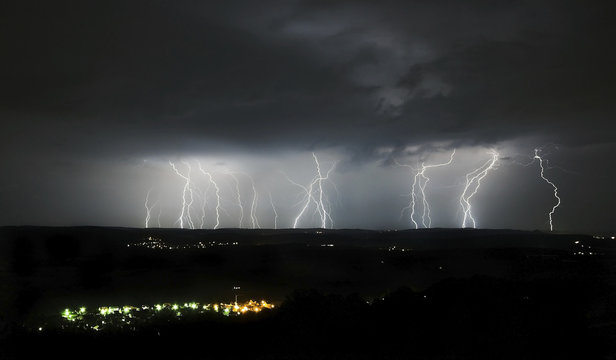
[45,299,275,332]
[127,236,239,250]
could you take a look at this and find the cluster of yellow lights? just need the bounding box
[57,300,274,331]
[126,236,239,250]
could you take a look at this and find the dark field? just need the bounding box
[1,227,615,359]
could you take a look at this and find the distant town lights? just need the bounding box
[53,299,276,332]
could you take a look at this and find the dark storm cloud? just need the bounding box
[0,0,614,231]
[1,0,613,158]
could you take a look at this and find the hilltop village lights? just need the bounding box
[55,300,275,332]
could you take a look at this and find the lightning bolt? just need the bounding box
[396,161,419,229]
[197,180,211,229]
[169,161,195,229]
[144,187,159,228]
[398,149,456,229]
[288,153,337,229]
[313,153,336,228]
[459,150,499,228]
[285,172,314,229]
[268,192,278,230]
[226,172,245,228]
[183,161,196,229]
[240,173,260,229]
[533,149,561,231]
[197,161,222,230]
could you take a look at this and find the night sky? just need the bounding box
[1,0,614,232]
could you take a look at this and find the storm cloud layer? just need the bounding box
[0,1,614,232]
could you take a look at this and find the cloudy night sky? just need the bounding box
[0,0,614,233]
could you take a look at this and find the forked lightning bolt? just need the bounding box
[288,153,337,229]
[459,150,499,228]
[184,161,196,229]
[144,187,159,228]
[269,192,278,230]
[169,161,196,229]
[241,173,261,229]
[156,206,162,228]
[398,149,456,229]
[313,153,334,228]
[533,149,561,231]
[167,161,266,229]
[285,173,314,228]
[197,179,211,229]
[226,172,245,228]
[197,161,222,229]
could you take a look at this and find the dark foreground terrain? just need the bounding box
[1,227,615,359]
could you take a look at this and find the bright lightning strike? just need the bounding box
[533,149,561,231]
[289,153,337,229]
[268,192,278,230]
[459,150,499,228]
[313,153,333,228]
[169,161,194,229]
[197,161,222,230]
[183,161,196,230]
[144,187,159,228]
[197,179,211,229]
[398,149,456,229]
[226,172,245,228]
[286,172,314,229]
[156,206,162,228]
[242,173,261,229]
